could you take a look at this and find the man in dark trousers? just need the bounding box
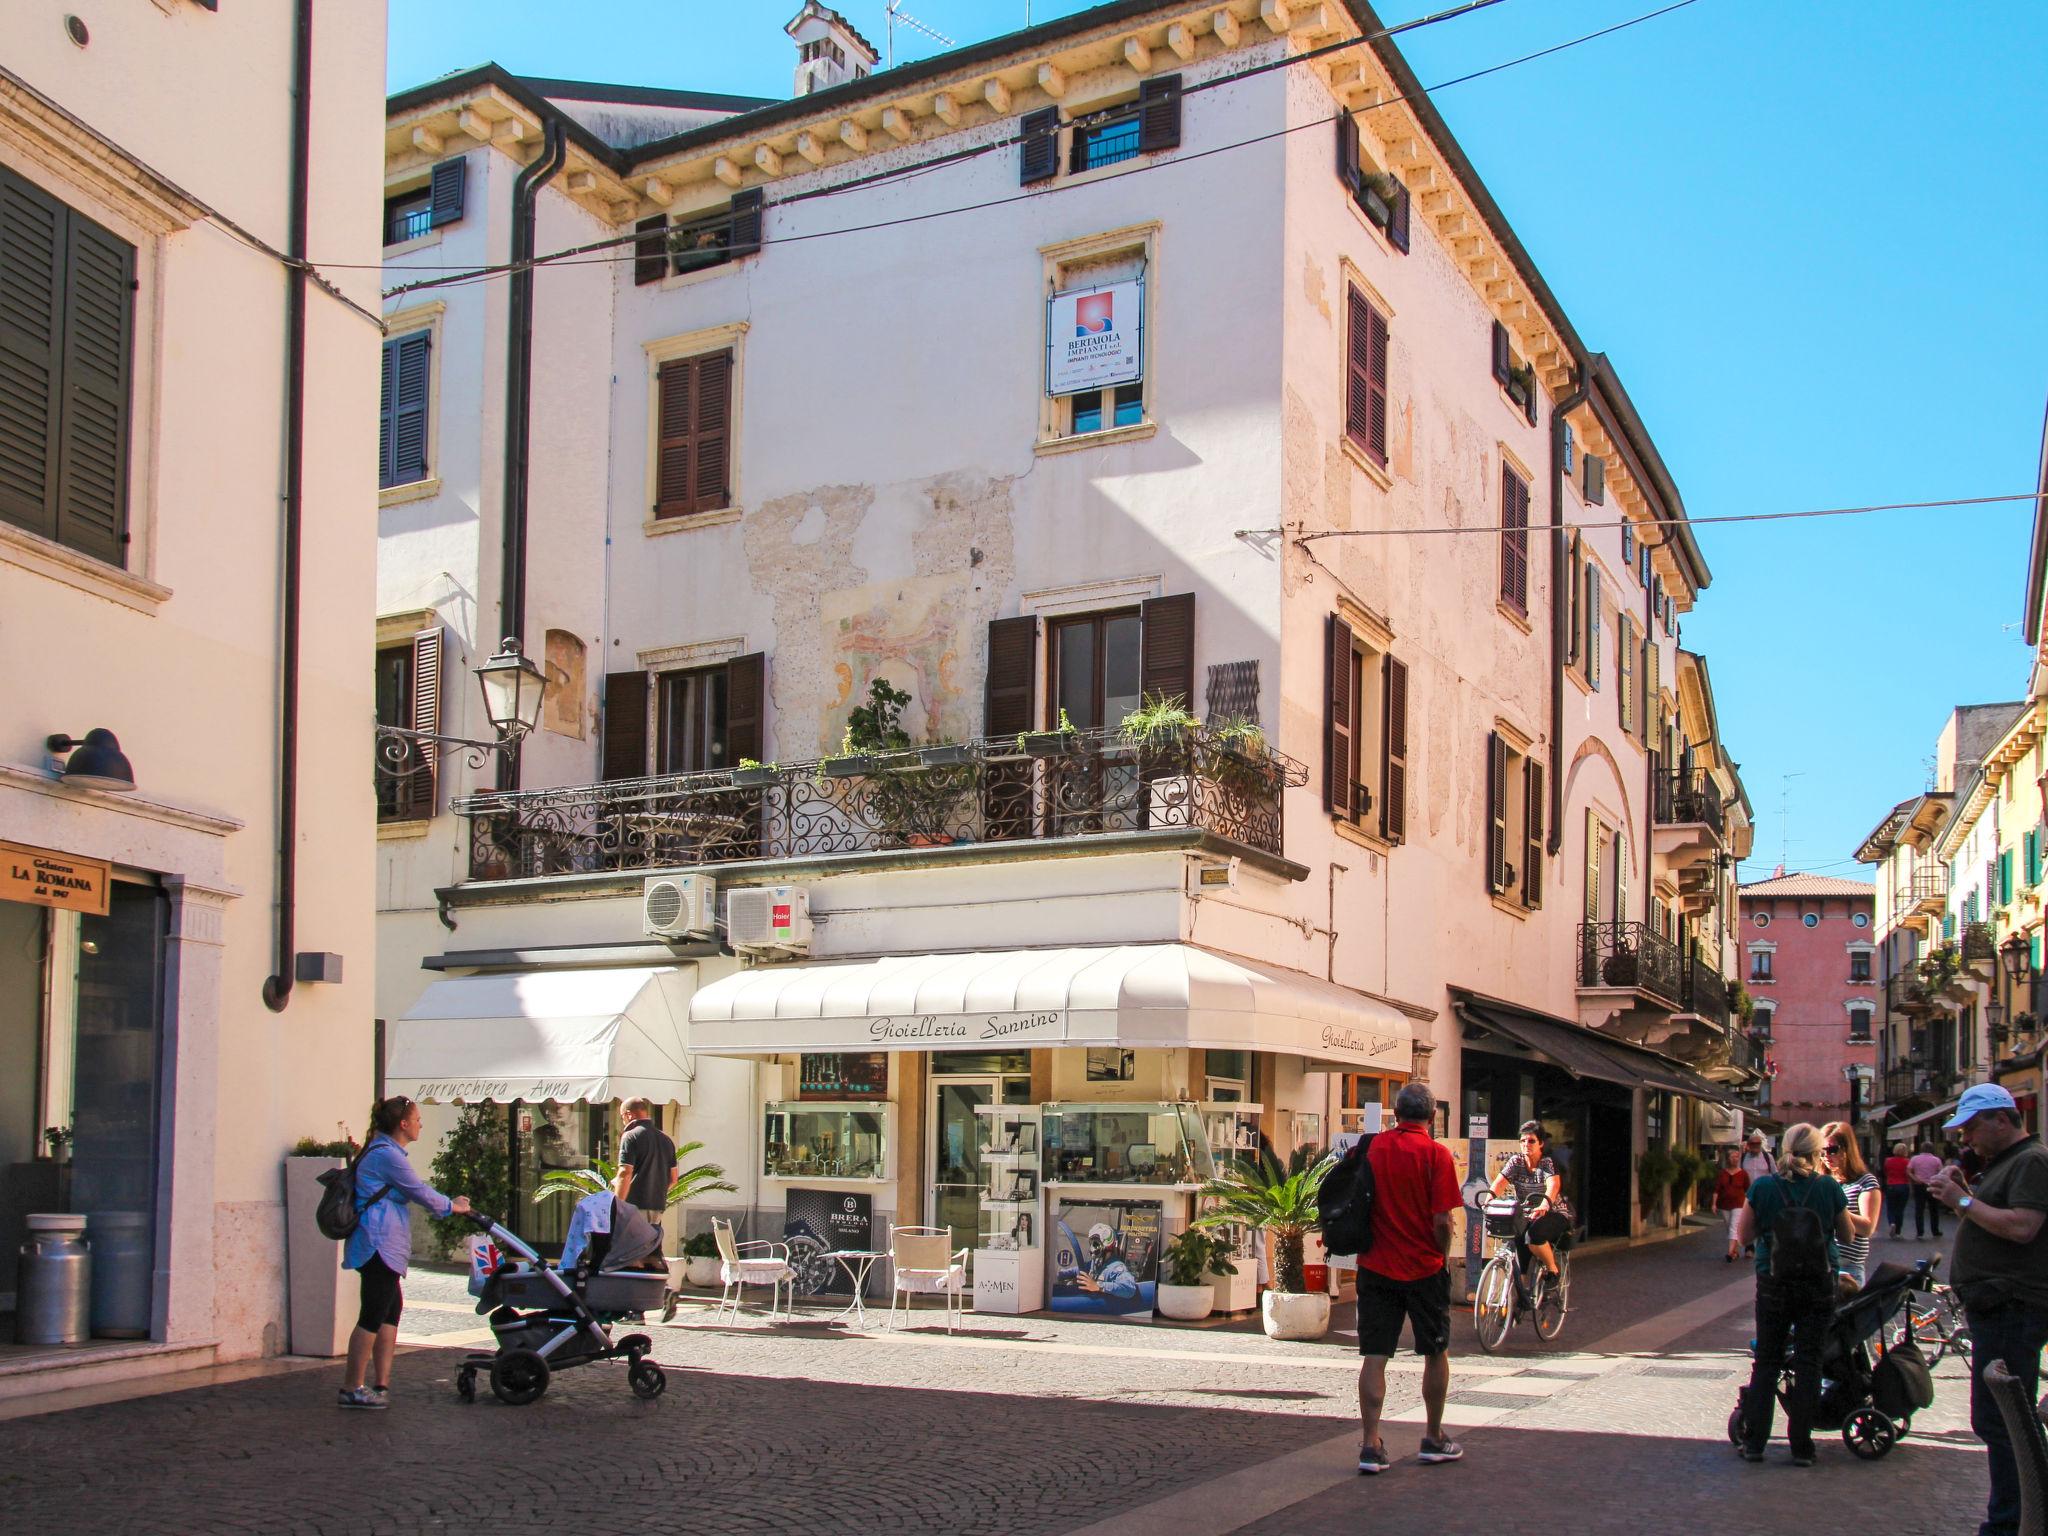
[1355,1080,1464,1476]
[613,1097,678,1221]
[1926,1084,2048,1536]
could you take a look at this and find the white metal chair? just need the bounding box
[712,1216,794,1320]
[888,1225,969,1331]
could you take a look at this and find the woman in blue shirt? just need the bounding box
[340,1096,469,1409]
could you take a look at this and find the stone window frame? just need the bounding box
[1035,222,1160,456]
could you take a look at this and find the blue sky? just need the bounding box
[389,1,2048,882]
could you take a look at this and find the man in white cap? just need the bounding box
[1925,1083,2048,1536]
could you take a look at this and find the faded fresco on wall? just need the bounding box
[819,574,975,752]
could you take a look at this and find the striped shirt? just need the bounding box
[1836,1172,1879,1281]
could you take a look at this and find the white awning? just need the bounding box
[687,944,1411,1070]
[1889,1097,1959,1133]
[388,967,695,1106]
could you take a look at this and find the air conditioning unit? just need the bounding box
[728,885,812,957]
[643,873,716,940]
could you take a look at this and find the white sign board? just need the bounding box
[1046,278,1144,396]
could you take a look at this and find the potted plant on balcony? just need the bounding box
[1018,707,1086,758]
[1195,1147,1338,1341]
[1210,716,1279,800]
[732,757,778,789]
[1120,693,1197,823]
[1358,170,1399,228]
[1155,1228,1236,1322]
[1602,943,1642,988]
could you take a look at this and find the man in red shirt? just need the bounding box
[1356,1080,1463,1475]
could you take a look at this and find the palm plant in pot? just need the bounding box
[534,1144,737,1227]
[1196,1146,1338,1340]
[1156,1228,1237,1322]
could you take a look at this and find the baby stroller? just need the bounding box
[1727,1257,1941,1460]
[456,1200,670,1406]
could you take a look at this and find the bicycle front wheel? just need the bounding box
[1473,1257,1514,1353]
[1533,1254,1570,1342]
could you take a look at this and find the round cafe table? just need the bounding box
[826,1250,885,1328]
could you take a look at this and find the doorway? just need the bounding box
[929,1070,1032,1255]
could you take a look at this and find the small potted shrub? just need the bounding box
[681,1229,722,1288]
[284,1126,362,1357]
[1196,1148,1337,1341]
[732,757,778,788]
[1018,707,1086,758]
[1156,1228,1235,1322]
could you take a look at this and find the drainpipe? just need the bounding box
[496,117,568,790]
[261,0,315,1013]
[1546,355,1591,856]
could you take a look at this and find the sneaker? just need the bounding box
[1790,1447,1816,1467]
[1739,1445,1764,1463]
[1357,1442,1391,1476]
[336,1386,385,1411]
[1417,1436,1464,1464]
[367,1386,389,1408]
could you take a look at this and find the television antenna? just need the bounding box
[1779,772,1805,871]
[886,1,955,68]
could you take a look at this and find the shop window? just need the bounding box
[930,1051,1032,1076]
[509,1102,613,1252]
[1042,1102,1213,1186]
[763,1102,886,1180]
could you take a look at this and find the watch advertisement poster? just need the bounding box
[1045,277,1144,397]
[784,1186,876,1297]
[1049,1197,1161,1317]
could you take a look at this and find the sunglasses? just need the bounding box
[1824,1144,1847,1155]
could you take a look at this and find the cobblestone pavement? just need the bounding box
[0,1227,1989,1535]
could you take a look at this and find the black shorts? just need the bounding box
[1525,1210,1569,1247]
[356,1255,404,1332]
[1355,1267,1451,1357]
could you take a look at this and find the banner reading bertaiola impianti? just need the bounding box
[784,1187,875,1297]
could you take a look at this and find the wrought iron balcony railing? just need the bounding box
[1655,768,1725,838]
[454,726,1308,881]
[1681,957,1730,1029]
[1726,1029,1764,1078]
[1893,869,1948,919]
[1962,920,1996,963]
[1577,921,1682,1007]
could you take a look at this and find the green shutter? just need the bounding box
[0,166,66,540]
[2000,850,2014,906]
[52,203,133,565]
[2027,829,2041,888]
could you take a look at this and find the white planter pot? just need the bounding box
[685,1255,722,1287]
[1261,1289,1331,1341]
[1155,1282,1214,1321]
[283,1158,353,1358]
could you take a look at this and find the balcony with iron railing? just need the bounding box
[1961,920,1996,966]
[1893,869,1948,932]
[1680,957,1730,1029]
[1577,921,1683,1008]
[1652,768,1726,873]
[452,726,1308,882]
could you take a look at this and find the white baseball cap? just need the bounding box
[1944,1083,2020,1130]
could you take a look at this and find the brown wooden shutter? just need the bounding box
[1491,320,1511,386]
[1138,75,1183,153]
[1365,303,1389,464]
[52,210,133,566]
[1386,181,1410,253]
[1345,290,1389,466]
[1335,110,1362,193]
[1019,108,1060,185]
[634,215,669,286]
[404,626,443,817]
[1381,654,1408,843]
[1324,614,1354,819]
[1139,592,1195,710]
[376,336,397,491]
[1486,730,1508,895]
[385,331,431,488]
[727,189,764,259]
[724,651,765,765]
[429,156,466,227]
[1586,567,1602,690]
[1499,464,1528,611]
[1583,454,1605,504]
[603,670,650,781]
[655,358,693,514]
[1524,760,1545,908]
[984,616,1038,735]
[1565,530,1583,666]
[692,349,732,513]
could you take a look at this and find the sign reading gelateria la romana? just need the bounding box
[1,841,110,916]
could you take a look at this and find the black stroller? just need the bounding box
[1728,1257,1941,1460]
[457,1202,670,1406]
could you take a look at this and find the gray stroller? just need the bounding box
[457,1202,669,1406]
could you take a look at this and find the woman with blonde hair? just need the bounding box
[1819,1122,1880,1291]
[1732,1122,1856,1465]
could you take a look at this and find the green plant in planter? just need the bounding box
[682,1230,720,1260]
[818,678,915,779]
[1118,693,1198,747]
[532,1142,736,1211]
[429,1104,512,1254]
[1636,1145,1677,1214]
[1194,1146,1336,1294]
[1668,1149,1708,1210]
[1161,1227,1238,1288]
[289,1135,357,1158]
[1017,707,1082,757]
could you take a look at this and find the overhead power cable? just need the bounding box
[380,0,1699,298]
[1286,492,2046,542]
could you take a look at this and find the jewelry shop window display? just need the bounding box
[973,1104,1044,1314]
[1198,1100,1263,1311]
[1044,1103,1215,1319]
[762,1102,887,1181]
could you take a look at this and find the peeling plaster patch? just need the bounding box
[788,502,830,545]
[1426,655,1456,841]
[1302,251,1331,323]
[742,484,874,757]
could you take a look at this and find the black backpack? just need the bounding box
[314,1152,392,1241]
[1317,1137,1376,1257]
[1768,1176,1830,1282]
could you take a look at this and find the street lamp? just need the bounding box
[475,637,549,745]
[2000,932,2032,985]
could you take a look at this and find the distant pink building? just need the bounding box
[1739,872,1879,1127]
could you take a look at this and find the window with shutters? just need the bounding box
[0,165,136,568]
[1039,226,1157,451]
[633,191,764,285]
[378,310,439,497]
[1332,113,1410,253]
[1617,615,1636,735]
[374,633,440,822]
[1343,283,1390,471]
[1498,461,1530,615]
[1581,454,1605,505]
[644,323,746,527]
[1485,727,1543,910]
[1584,565,1604,692]
[1022,77,1181,188]
[655,667,729,774]
[1490,322,1538,426]
[1620,520,1635,568]
[1324,609,1404,845]
[381,156,465,247]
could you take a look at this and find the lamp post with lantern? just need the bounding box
[375,636,550,791]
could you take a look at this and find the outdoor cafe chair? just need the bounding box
[887,1225,968,1332]
[713,1216,794,1321]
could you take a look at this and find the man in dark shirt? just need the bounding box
[613,1097,678,1218]
[1926,1084,2048,1536]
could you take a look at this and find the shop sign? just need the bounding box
[1045,278,1144,396]
[1,841,110,915]
[784,1187,875,1297]
[866,1010,1067,1046]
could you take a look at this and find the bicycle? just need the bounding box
[1900,1262,1970,1367]
[1470,1192,1572,1352]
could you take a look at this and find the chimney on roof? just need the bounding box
[1773,863,1785,878]
[786,3,877,96]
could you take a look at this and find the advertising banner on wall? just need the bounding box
[1045,277,1144,397]
[784,1186,876,1297]
[1048,1197,1161,1317]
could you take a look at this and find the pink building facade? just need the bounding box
[1739,873,1878,1128]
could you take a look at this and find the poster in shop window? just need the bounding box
[784,1186,877,1297]
[1048,1197,1160,1317]
[1045,278,1144,397]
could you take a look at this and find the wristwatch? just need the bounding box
[1958,1196,1975,1216]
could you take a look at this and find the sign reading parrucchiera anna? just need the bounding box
[1,841,111,916]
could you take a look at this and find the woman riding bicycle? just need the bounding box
[1490,1121,1569,1284]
